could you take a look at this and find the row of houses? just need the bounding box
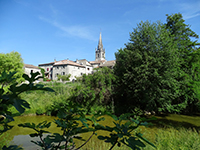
[24,33,115,81]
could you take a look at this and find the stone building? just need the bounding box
[38,62,54,79]
[52,59,89,81]
[99,60,116,69]
[24,64,41,77]
[38,32,115,81]
[24,64,42,82]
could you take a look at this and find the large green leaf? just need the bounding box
[127,137,145,148]
[13,98,30,114]
[136,133,156,148]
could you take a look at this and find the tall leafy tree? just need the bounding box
[71,67,116,112]
[165,13,200,112]
[114,21,182,113]
[0,51,24,83]
[165,13,199,73]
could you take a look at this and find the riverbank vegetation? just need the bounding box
[1,71,155,149]
[141,127,200,150]
[1,13,200,149]
[4,13,200,117]
[114,13,200,114]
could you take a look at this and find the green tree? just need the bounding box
[0,51,24,83]
[114,21,181,113]
[165,13,200,113]
[57,74,71,82]
[71,67,116,113]
[39,67,49,81]
[0,71,155,150]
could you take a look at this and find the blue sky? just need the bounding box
[0,0,200,66]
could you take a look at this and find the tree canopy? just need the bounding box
[70,67,116,113]
[114,13,200,113]
[165,13,200,112]
[0,51,24,83]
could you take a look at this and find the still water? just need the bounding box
[2,114,200,149]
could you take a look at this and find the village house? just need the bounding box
[24,64,41,77]
[23,64,42,82]
[38,33,115,81]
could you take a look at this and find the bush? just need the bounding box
[57,74,71,81]
[69,67,116,113]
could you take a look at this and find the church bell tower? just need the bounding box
[95,32,105,61]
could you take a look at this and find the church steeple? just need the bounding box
[95,32,105,61]
[98,32,103,49]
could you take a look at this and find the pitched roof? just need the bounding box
[77,59,88,62]
[38,62,54,66]
[99,60,116,67]
[24,64,40,69]
[76,59,92,66]
[89,60,106,64]
[54,59,85,68]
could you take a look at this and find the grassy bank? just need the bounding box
[9,81,109,116]
[143,127,200,150]
[6,82,200,149]
[9,82,76,116]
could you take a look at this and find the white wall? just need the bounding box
[52,65,86,81]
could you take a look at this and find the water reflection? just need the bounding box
[5,115,58,149]
[10,135,40,150]
[3,114,200,149]
[149,114,200,129]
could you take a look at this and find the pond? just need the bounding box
[2,114,200,149]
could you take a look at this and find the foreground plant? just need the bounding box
[1,71,156,150]
[97,113,156,150]
[19,108,156,150]
[0,71,54,149]
[18,102,98,150]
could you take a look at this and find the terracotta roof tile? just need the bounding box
[99,60,116,67]
[24,64,40,69]
[38,62,54,66]
[89,60,106,64]
[54,60,85,68]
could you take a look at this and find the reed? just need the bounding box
[143,127,200,150]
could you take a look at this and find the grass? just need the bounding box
[8,82,75,116]
[74,126,200,150]
[6,81,200,149]
[143,127,200,150]
[8,81,111,116]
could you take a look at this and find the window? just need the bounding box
[87,68,90,70]
[55,73,59,77]
[81,73,83,75]
[62,72,65,75]
[63,66,65,69]
[57,67,59,69]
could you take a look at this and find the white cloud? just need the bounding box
[39,16,96,41]
[179,1,200,20]
[38,4,96,41]
[184,13,200,20]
